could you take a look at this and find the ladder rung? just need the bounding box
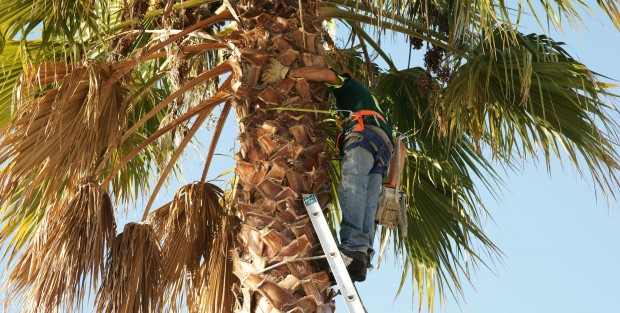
[302,194,366,313]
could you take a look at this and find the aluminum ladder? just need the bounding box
[302,194,367,313]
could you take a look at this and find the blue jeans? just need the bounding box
[338,135,384,256]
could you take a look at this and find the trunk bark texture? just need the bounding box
[230,1,335,312]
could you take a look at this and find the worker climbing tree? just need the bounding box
[263,59,396,282]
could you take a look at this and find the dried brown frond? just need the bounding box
[96,222,164,313]
[5,180,116,313]
[194,210,240,313]
[149,182,239,312]
[0,61,128,217]
[4,230,45,304]
[18,61,72,94]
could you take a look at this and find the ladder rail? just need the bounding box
[302,194,366,313]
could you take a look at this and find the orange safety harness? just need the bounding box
[335,110,389,156]
[350,110,387,132]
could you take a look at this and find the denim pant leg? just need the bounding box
[363,173,382,259]
[338,140,375,253]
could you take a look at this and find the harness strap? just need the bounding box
[351,110,387,132]
[335,131,344,155]
[336,110,387,155]
[343,128,393,176]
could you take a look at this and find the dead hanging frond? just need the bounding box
[97,222,164,313]
[194,213,239,313]
[16,61,73,98]
[149,182,238,312]
[0,61,129,214]
[5,180,116,313]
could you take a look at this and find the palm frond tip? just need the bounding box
[195,212,239,313]
[150,182,231,311]
[96,222,164,313]
[6,180,115,312]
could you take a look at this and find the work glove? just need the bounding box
[262,58,289,84]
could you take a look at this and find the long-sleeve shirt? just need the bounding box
[328,73,393,143]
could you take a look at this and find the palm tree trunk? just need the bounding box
[231,0,335,312]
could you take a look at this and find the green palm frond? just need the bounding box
[0,26,5,54]
[403,145,503,297]
[1,0,105,46]
[0,182,49,255]
[377,68,506,192]
[320,6,458,54]
[0,39,78,128]
[374,68,502,306]
[442,30,620,197]
[597,0,620,30]
[0,41,29,127]
[328,0,619,45]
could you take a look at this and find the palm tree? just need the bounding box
[1,0,620,312]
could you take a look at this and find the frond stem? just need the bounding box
[101,78,232,187]
[322,0,448,41]
[320,7,463,56]
[141,109,211,220]
[348,21,397,72]
[94,70,170,174]
[265,107,334,115]
[110,10,234,83]
[120,60,233,143]
[255,255,327,274]
[200,101,232,183]
[111,43,228,70]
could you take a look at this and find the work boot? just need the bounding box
[339,249,368,282]
[328,272,337,286]
[366,250,374,270]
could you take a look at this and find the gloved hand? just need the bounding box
[261,58,289,84]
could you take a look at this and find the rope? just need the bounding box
[265,107,353,117]
[394,136,402,192]
[255,255,327,274]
